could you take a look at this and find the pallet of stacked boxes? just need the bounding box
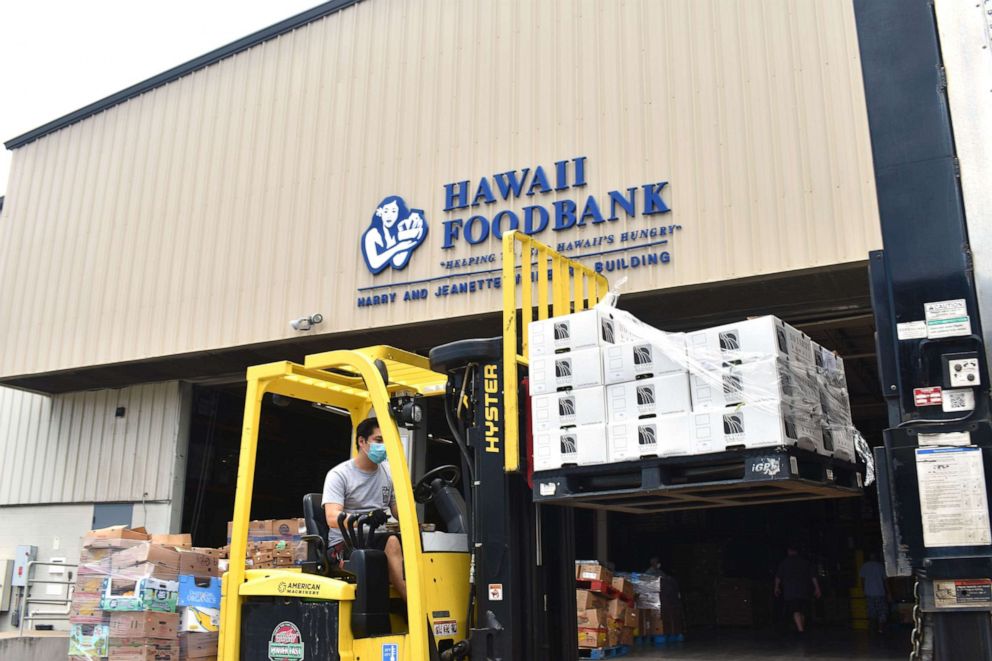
[226,518,308,569]
[176,547,222,661]
[575,562,636,655]
[628,574,661,640]
[529,305,859,468]
[69,526,182,661]
[68,526,228,661]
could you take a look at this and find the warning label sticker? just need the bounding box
[914,387,943,407]
[925,299,971,339]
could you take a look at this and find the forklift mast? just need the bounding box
[856,0,992,658]
[429,233,608,661]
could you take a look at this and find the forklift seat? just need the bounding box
[301,493,333,575]
[429,337,502,373]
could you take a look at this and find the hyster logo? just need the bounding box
[484,364,501,453]
[361,195,428,274]
[268,621,304,661]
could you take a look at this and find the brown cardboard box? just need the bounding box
[577,627,607,649]
[76,570,106,594]
[576,608,608,629]
[271,518,304,538]
[624,608,639,629]
[620,627,635,646]
[179,631,218,658]
[645,609,665,635]
[85,526,150,543]
[112,543,180,571]
[576,563,612,584]
[606,598,627,620]
[607,624,621,648]
[150,534,192,548]
[191,547,224,560]
[108,637,179,661]
[69,592,102,619]
[109,612,179,639]
[177,550,219,578]
[576,589,607,611]
[227,520,275,541]
[612,576,635,601]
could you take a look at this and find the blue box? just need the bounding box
[178,575,221,609]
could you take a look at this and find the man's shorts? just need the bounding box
[866,595,888,621]
[331,532,400,563]
[784,597,810,615]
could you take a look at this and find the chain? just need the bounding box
[909,579,923,661]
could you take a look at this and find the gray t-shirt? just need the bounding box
[321,459,396,547]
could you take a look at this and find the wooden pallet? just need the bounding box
[534,446,862,514]
[579,645,630,659]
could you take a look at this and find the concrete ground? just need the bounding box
[0,631,68,661]
[627,627,911,660]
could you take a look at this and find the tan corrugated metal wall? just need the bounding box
[0,0,880,378]
[0,382,182,504]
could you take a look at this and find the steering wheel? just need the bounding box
[413,464,461,504]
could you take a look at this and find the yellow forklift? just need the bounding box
[218,232,608,660]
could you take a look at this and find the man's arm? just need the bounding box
[324,502,345,529]
[812,576,822,599]
[390,502,399,521]
[774,576,782,597]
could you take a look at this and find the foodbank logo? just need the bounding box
[268,621,304,661]
[361,195,428,274]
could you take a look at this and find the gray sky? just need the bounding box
[0,0,322,196]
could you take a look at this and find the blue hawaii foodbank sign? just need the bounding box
[356,156,681,307]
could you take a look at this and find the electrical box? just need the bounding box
[12,545,37,588]
[943,352,981,388]
[0,559,12,611]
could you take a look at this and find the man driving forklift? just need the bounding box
[322,417,407,599]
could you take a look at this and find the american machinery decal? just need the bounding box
[268,621,304,661]
[356,156,679,307]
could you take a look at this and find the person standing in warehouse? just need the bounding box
[322,417,406,600]
[860,551,889,633]
[774,545,822,633]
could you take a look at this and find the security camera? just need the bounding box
[290,313,324,331]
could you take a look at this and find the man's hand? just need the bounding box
[774,586,781,598]
[814,586,822,599]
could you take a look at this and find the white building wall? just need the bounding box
[0,384,188,632]
[0,382,184,505]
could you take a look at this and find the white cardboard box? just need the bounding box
[534,424,608,469]
[689,358,820,412]
[686,316,814,369]
[822,423,856,462]
[601,336,686,385]
[689,404,823,453]
[606,373,691,422]
[529,347,604,395]
[530,387,606,432]
[528,308,644,358]
[608,414,692,461]
[811,340,846,378]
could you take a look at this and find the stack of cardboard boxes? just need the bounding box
[69,526,221,661]
[627,573,665,639]
[225,518,307,569]
[530,308,858,469]
[575,563,638,650]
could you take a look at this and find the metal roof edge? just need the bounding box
[4,0,362,150]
